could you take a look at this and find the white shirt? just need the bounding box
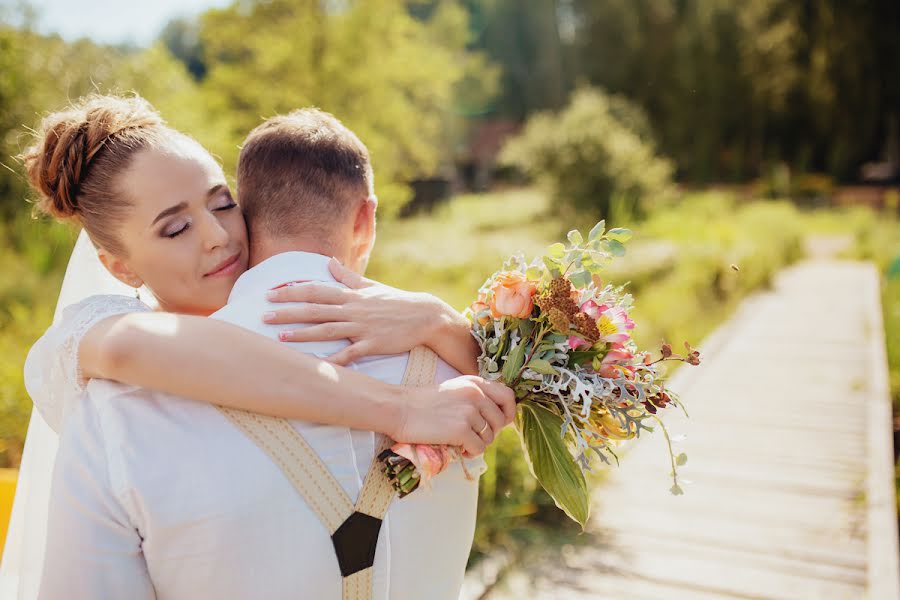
[37,252,485,600]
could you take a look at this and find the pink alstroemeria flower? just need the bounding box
[597,348,637,379]
[567,335,591,350]
[581,301,634,344]
[391,443,453,481]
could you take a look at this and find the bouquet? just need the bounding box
[379,221,700,526]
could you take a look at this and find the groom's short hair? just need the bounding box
[237,108,373,237]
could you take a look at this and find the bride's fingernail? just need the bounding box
[263,312,275,322]
[279,331,290,341]
[265,290,278,300]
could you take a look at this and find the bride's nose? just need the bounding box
[199,210,230,251]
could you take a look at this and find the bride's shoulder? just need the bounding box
[59,293,152,326]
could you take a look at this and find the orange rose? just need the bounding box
[490,271,538,319]
[470,295,492,326]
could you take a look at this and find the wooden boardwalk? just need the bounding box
[481,257,899,600]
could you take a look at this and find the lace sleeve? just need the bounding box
[23,294,152,433]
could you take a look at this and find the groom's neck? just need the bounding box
[248,232,352,268]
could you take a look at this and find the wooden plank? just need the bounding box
[478,260,898,598]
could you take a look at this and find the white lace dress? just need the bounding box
[24,294,151,434]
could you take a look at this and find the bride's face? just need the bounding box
[99,138,249,315]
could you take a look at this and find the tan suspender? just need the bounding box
[217,346,438,600]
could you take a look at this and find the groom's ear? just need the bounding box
[97,248,144,290]
[349,195,377,271]
[352,194,377,246]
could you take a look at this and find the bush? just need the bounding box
[500,87,674,222]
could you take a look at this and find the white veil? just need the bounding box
[0,230,147,599]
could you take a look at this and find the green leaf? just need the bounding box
[669,483,684,496]
[525,266,543,281]
[542,256,562,277]
[501,338,528,383]
[518,319,535,339]
[567,229,583,246]
[607,228,633,243]
[546,243,566,259]
[567,349,599,367]
[516,401,590,528]
[588,220,606,241]
[568,270,591,288]
[525,358,556,375]
[606,239,626,257]
[676,453,688,466]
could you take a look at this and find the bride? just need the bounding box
[0,94,514,598]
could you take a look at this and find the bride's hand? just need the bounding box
[394,376,516,456]
[264,258,462,366]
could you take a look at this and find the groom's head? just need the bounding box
[237,109,377,272]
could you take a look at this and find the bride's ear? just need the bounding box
[97,248,144,290]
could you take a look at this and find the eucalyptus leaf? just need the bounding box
[567,229,583,245]
[676,453,688,466]
[568,270,592,289]
[607,228,633,243]
[606,239,626,257]
[588,220,606,241]
[516,402,590,527]
[526,266,543,281]
[546,243,566,259]
[543,256,562,277]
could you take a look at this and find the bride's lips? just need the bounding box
[205,252,241,278]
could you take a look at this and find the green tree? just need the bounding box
[197,0,497,213]
[501,87,674,220]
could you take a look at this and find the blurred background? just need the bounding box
[0,0,898,589]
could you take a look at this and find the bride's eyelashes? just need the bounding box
[161,194,237,239]
[163,219,191,239]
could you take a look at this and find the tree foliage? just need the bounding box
[501,88,673,220]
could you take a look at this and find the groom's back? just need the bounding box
[60,254,483,600]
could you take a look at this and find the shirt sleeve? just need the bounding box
[37,396,156,600]
[24,294,151,433]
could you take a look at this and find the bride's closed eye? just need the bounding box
[210,190,237,212]
[161,192,237,239]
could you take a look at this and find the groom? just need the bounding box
[38,110,511,599]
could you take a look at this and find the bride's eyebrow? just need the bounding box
[150,185,228,226]
[152,202,188,226]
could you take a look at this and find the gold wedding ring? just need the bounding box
[478,421,490,436]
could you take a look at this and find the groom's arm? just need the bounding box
[39,399,156,600]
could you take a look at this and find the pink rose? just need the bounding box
[490,271,538,319]
[391,443,453,481]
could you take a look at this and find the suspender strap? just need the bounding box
[216,345,439,600]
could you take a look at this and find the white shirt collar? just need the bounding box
[228,251,336,303]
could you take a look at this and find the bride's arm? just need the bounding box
[79,312,512,455]
[264,259,480,374]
